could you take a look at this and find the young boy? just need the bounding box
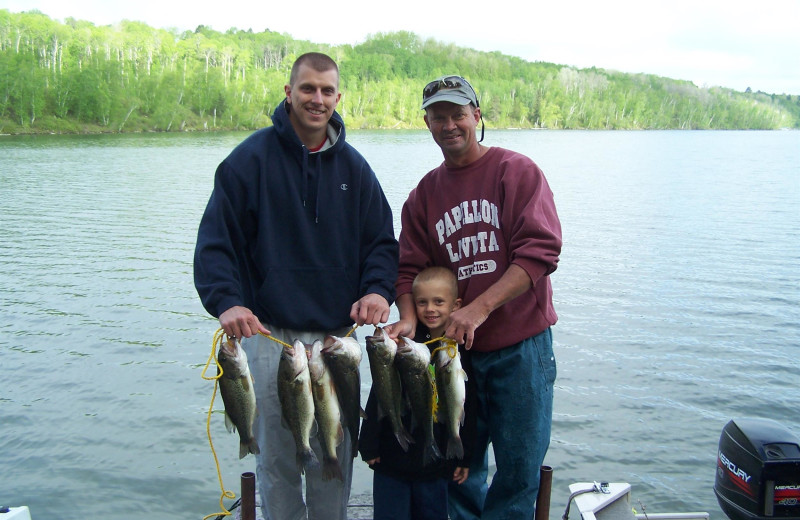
[359,267,474,520]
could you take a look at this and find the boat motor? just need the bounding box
[715,418,800,520]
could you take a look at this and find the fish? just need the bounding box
[365,327,413,452]
[433,343,468,459]
[322,334,365,454]
[307,339,345,481]
[394,336,443,466]
[277,340,319,473]
[217,338,260,459]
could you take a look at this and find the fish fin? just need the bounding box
[224,412,237,434]
[335,422,345,447]
[240,375,253,393]
[322,457,344,482]
[460,368,468,381]
[446,437,464,460]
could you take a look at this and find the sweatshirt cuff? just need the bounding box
[213,296,243,320]
[364,284,395,306]
[512,258,549,287]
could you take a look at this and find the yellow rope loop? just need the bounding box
[427,337,458,359]
[202,328,237,519]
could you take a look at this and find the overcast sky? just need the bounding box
[4,0,799,95]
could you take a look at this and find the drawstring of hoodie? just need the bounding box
[300,147,324,223]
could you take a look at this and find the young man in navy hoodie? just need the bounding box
[194,52,398,520]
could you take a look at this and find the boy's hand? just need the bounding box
[383,318,415,341]
[452,467,469,484]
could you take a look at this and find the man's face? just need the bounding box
[424,102,481,161]
[285,63,341,138]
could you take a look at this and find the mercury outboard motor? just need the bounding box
[715,418,800,520]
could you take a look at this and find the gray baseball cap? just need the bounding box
[421,75,479,109]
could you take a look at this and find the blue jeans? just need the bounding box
[448,328,557,520]
[373,471,449,520]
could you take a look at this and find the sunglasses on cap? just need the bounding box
[422,76,480,107]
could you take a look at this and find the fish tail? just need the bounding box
[322,457,344,481]
[446,436,464,460]
[297,448,320,474]
[423,439,444,465]
[239,437,261,459]
[394,427,415,452]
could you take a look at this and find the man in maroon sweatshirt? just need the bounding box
[385,75,562,520]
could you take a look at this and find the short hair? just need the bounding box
[412,266,459,299]
[290,52,339,86]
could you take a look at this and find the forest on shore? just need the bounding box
[2,9,798,134]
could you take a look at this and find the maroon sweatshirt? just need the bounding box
[397,147,562,352]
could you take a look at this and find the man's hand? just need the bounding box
[218,306,270,339]
[350,293,390,327]
[446,264,533,350]
[444,302,490,350]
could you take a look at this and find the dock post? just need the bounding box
[241,471,256,520]
[535,465,553,520]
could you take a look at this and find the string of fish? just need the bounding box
[199,325,358,518]
[200,327,459,518]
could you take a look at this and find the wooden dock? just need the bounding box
[226,491,373,520]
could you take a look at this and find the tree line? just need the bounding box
[1,9,798,134]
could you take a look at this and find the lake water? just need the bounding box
[1,129,798,520]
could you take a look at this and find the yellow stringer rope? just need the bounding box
[201,328,237,520]
[423,337,458,421]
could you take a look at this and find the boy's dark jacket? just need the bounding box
[358,326,477,481]
[194,100,398,330]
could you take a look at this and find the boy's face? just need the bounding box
[413,278,461,334]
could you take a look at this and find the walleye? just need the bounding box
[322,334,365,454]
[365,327,413,451]
[433,343,467,459]
[277,340,319,473]
[395,336,443,465]
[307,340,345,481]
[217,338,260,459]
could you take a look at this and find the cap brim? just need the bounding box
[421,92,473,110]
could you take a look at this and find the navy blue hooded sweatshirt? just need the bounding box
[194,100,398,331]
